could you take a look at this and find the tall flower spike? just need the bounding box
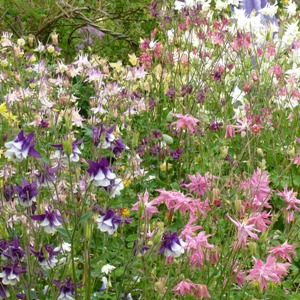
[5,130,41,161]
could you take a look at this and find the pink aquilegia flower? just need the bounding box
[173,280,196,297]
[171,113,199,134]
[184,172,215,197]
[241,168,272,210]
[227,214,259,246]
[248,211,272,232]
[246,255,290,291]
[268,241,297,262]
[131,190,160,219]
[277,185,300,211]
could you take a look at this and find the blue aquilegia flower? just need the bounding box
[51,139,83,162]
[97,210,123,235]
[5,130,41,161]
[87,158,116,187]
[15,178,38,207]
[31,208,63,233]
[0,263,26,285]
[159,232,186,258]
[31,244,60,270]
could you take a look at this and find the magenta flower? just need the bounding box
[5,130,41,161]
[171,113,199,134]
[246,255,290,291]
[268,242,296,262]
[227,214,259,246]
[131,190,160,219]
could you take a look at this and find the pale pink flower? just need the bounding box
[241,168,272,210]
[131,190,160,219]
[246,255,290,291]
[248,211,272,232]
[171,113,199,134]
[173,280,196,296]
[269,241,296,262]
[277,185,300,211]
[180,217,202,240]
[193,284,211,299]
[227,214,259,246]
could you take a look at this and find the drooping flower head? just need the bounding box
[5,130,41,161]
[0,263,26,285]
[15,178,38,207]
[31,208,63,233]
[31,244,60,270]
[159,232,186,258]
[53,277,75,300]
[37,163,60,187]
[96,210,123,235]
[51,139,83,162]
[87,158,116,187]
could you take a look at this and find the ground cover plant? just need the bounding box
[1,0,300,299]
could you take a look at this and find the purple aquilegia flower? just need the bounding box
[3,182,14,202]
[105,178,124,198]
[112,137,128,156]
[102,125,115,149]
[51,139,83,162]
[0,237,25,263]
[87,158,116,187]
[38,163,59,187]
[53,277,75,300]
[91,124,105,147]
[0,263,26,285]
[15,178,38,207]
[5,130,41,161]
[159,232,186,258]
[97,210,123,235]
[31,244,60,270]
[31,208,63,233]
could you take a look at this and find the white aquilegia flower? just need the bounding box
[101,264,116,274]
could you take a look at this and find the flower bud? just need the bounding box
[257,148,264,157]
[17,38,25,46]
[162,134,173,145]
[63,140,72,157]
[28,34,35,47]
[47,45,55,54]
[249,241,257,255]
[51,32,59,46]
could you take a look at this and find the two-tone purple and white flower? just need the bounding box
[0,237,25,263]
[51,139,83,162]
[159,232,186,258]
[0,264,26,285]
[87,158,116,187]
[5,130,41,161]
[31,208,63,233]
[15,178,38,207]
[31,244,60,270]
[53,278,75,300]
[97,210,123,235]
[38,163,59,187]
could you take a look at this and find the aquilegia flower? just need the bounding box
[0,236,25,263]
[87,158,116,187]
[171,113,200,134]
[31,244,60,270]
[5,130,41,161]
[97,210,123,235]
[159,232,186,258]
[31,208,63,233]
[15,178,38,207]
[53,277,75,300]
[0,263,26,285]
[51,139,83,162]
